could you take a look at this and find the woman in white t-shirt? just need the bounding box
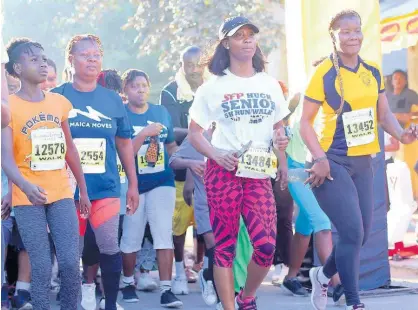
[189,16,290,310]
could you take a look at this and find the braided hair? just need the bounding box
[328,10,362,114]
[65,34,103,66]
[97,69,123,93]
[5,37,44,78]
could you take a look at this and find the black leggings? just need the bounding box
[271,179,294,266]
[311,154,374,306]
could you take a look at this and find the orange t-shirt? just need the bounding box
[9,92,74,206]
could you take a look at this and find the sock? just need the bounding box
[15,281,30,295]
[122,275,134,287]
[175,261,186,279]
[160,280,171,294]
[203,256,209,269]
[100,253,122,310]
[317,267,330,285]
[204,247,220,302]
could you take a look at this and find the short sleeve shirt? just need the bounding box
[189,69,290,151]
[125,104,175,194]
[9,93,73,206]
[51,83,132,200]
[387,88,418,114]
[305,56,384,156]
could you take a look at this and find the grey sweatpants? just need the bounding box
[311,154,374,306]
[14,198,80,310]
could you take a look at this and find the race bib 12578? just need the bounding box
[30,128,66,171]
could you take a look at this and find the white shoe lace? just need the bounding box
[320,284,328,297]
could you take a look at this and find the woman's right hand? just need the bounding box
[304,159,333,188]
[21,181,47,205]
[142,122,163,137]
[213,150,239,171]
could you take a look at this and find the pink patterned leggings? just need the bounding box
[204,159,277,268]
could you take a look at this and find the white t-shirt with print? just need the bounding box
[190,69,290,152]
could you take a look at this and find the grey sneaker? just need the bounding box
[309,267,328,310]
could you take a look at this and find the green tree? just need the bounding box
[73,0,284,72]
[2,0,171,102]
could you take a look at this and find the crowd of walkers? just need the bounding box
[1,8,418,310]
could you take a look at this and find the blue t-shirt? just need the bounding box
[51,83,132,200]
[125,104,175,194]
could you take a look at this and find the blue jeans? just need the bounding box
[287,156,331,236]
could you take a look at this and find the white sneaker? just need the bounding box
[216,302,224,310]
[81,283,96,310]
[99,298,124,310]
[271,264,282,285]
[171,277,189,295]
[135,272,158,292]
[198,270,217,305]
[309,267,329,310]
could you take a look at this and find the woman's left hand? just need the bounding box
[273,130,289,151]
[79,191,91,219]
[276,166,288,190]
[400,124,418,144]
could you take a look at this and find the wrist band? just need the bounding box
[313,156,327,164]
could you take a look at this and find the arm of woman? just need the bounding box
[1,128,46,205]
[62,120,91,215]
[377,92,417,143]
[116,137,139,215]
[300,100,332,187]
[189,120,238,171]
[166,141,178,157]
[132,123,163,154]
[183,169,194,206]
[273,121,288,189]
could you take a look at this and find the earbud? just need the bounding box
[225,44,230,50]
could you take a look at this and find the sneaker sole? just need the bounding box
[171,291,189,295]
[17,304,33,310]
[123,298,139,303]
[309,268,322,310]
[161,301,183,308]
[281,284,308,297]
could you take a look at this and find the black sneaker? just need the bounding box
[11,290,32,310]
[121,285,139,303]
[282,277,309,297]
[332,284,345,305]
[160,289,183,308]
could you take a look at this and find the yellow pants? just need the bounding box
[172,181,195,236]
